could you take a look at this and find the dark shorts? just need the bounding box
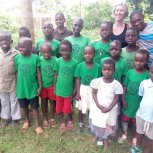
[18,97,39,109]
[122,114,136,124]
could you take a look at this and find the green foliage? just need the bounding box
[127,0,153,18]
[83,2,112,30]
[0,16,18,46]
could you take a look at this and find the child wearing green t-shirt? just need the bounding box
[54,40,78,133]
[91,21,112,64]
[101,40,128,83]
[39,42,57,128]
[36,22,60,57]
[118,49,150,145]
[75,46,101,132]
[120,27,140,69]
[14,37,43,135]
[65,17,90,63]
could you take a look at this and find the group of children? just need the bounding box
[0,11,153,153]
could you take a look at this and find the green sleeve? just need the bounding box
[36,41,40,53]
[74,64,80,78]
[123,71,129,86]
[123,60,129,76]
[53,58,59,72]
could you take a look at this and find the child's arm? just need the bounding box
[122,86,127,108]
[92,88,105,111]
[75,78,81,101]
[102,94,120,113]
[53,72,58,96]
[36,67,42,96]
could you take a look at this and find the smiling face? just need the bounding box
[83,46,94,63]
[114,5,127,21]
[130,13,146,31]
[41,43,52,60]
[18,38,32,56]
[0,33,12,53]
[72,18,83,37]
[60,44,71,60]
[55,14,65,28]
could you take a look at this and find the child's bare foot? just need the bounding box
[21,122,30,132]
[60,122,67,133]
[35,127,43,135]
[43,120,49,128]
[67,120,74,131]
[49,119,56,128]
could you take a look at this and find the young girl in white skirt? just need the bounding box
[74,46,101,132]
[90,59,123,149]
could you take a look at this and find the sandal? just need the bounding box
[129,146,142,153]
[21,122,30,131]
[50,119,56,128]
[78,122,84,132]
[67,120,74,131]
[43,120,49,128]
[35,127,43,135]
[60,122,67,133]
[118,134,127,144]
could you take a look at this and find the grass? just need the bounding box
[0,109,131,153]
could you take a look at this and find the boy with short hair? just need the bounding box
[14,37,43,134]
[36,22,60,57]
[0,31,21,128]
[65,17,90,63]
[129,63,153,153]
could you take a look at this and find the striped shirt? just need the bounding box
[138,22,153,66]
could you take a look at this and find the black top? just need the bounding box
[110,23,127,48]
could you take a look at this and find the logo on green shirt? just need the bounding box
[43,66,53,76]
[61,67,71,78]
[20,64,30,76]
[72,44,80,54]
[83,75,93,85]
[127,59,134,69]
[128,82,139,95]
[97,49,104,58]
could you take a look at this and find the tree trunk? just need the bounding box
[20,0,35,43]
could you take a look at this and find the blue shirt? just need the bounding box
[136,79,153,123]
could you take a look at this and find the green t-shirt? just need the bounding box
[120,47,135,69]
[14,54,40,99]
[40,56,57,88]
[101,57,128,83]
[54,57,78,97]
[123,69,150,118]
[91,40,111,64]
[36,38,60,57]
[74,62,101,85]
[65,35,90,63]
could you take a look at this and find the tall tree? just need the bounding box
[20,0,35,43]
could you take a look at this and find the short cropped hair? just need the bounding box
[135,49,149,60]
[126,27,139,36]
[101,20,113,29]
[0,31,12,38]
[130,10,143,20]
[103,59,115,69]
[60,40,72,51]
[55,12,65,19]
[110,40,121,49]
[112,3,129,18]
[19,26,31,38]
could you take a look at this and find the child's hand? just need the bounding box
[72,89,76,98]
[75,93,81,101]
[101,107,110,113]
[36,87,42,96]
[122,100,128,108]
